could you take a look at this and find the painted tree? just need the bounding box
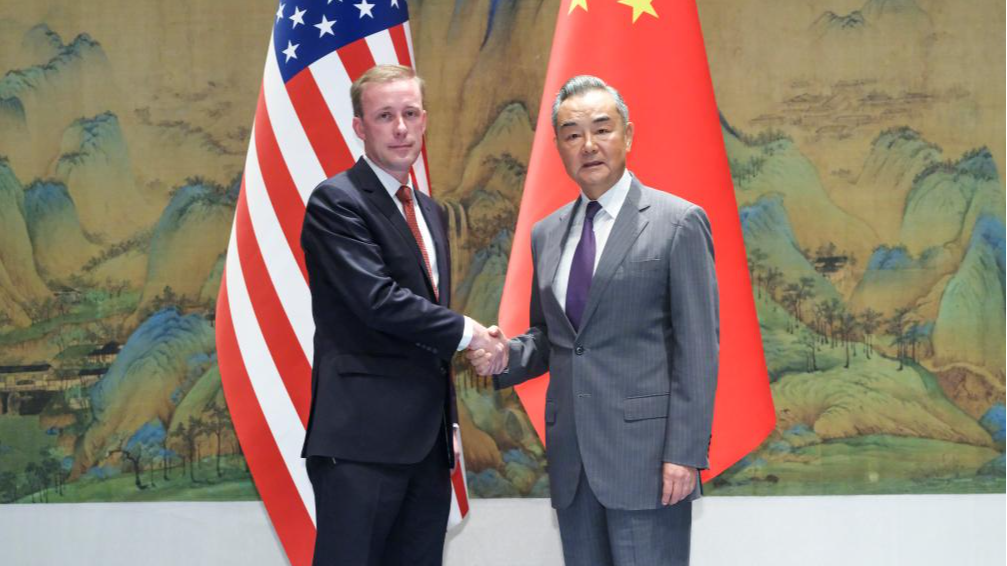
[859,308,883,359]
[188,416,207,474]
[169,422,190,480]
[21,453,60,503]
[797,276,816,321]
[24,462,40,503]
[764,267,783,302]
[821,297,842,346]
[41,451,64,497]
[905,321,928,362]
[108,444,146,490]
[781,283,802,333]
[143,441,161,489]
[170,417,206,483]
[797,329,818,371]
[837,310,858,369]
[160,424,173,481]
[811,301,825,337]
[886,306,913,371]
[0,470,18,503]
[747,248,768,297]
[205,403,235,478]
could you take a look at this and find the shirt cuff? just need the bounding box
[456,316,474,351]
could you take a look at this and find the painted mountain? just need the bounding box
[0,10,254,504]
[1,0,1003,505]
[709,121,1005,494]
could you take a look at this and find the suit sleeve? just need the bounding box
[494,227,551,389]
[438,202,460,427]
[663,205,719,470]
[301,187,464,360]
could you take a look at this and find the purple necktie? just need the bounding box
[566,201,602,331]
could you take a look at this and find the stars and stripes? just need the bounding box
[216,2,468,564]
[271,0,407,82]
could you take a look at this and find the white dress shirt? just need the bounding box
[553,168,633,313]
[362,156,473,349]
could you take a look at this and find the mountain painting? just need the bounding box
[0,0,1003,504]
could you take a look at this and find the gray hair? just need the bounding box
[551,75,629,133]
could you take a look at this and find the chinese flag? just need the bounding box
[497,0,775,480]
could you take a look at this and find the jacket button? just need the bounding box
[575,346,585,355]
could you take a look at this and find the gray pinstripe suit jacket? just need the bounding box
[495,177,719,511]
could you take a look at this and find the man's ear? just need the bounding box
[352,116,365,141]
[625,121,634,152]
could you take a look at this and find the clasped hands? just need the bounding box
[466,321,509,376]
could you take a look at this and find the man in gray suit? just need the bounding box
[470,75,719,565]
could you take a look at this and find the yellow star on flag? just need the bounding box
[568,0,588,14]
[618,0,658,22]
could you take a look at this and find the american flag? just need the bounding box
[215,2,468,564]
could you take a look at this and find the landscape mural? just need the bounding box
[0,0,1002,504]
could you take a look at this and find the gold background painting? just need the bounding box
[0,0,1002,503]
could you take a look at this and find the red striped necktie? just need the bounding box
[395,185,439,301]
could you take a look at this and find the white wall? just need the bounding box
[1,495,1003,565]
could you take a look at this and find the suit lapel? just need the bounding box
[540,201,579,336]
[417,193,448,304]
[353,158,438,300]
[577,181,650,332]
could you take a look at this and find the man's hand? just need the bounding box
[661,463,697,506]
[466,325,508,376]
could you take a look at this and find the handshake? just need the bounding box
[466,321,510,376]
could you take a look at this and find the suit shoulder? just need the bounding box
[640,185,707,226]
[307,170,361,208]
[531,200,576,238]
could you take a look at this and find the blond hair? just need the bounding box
[350,64,426,118]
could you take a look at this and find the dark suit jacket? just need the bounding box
[496,178,719,510]
[300,158,463,467]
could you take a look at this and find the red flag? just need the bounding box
[216,2,467,565]
[498,0,775,480]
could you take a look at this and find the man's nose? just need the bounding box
[394,115,408,135]
[582,134,598,153]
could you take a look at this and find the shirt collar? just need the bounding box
[363,155,414,202]
[579,168,631,221]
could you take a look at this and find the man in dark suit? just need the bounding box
[300,65,504,566]
[471,75,720,566]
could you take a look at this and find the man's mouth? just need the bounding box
[581,160,605,170]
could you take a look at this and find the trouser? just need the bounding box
[306,433,451,566]
[556,469,692,566]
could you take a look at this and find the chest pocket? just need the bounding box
[612,257,667,310]
[621,257,663,273]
